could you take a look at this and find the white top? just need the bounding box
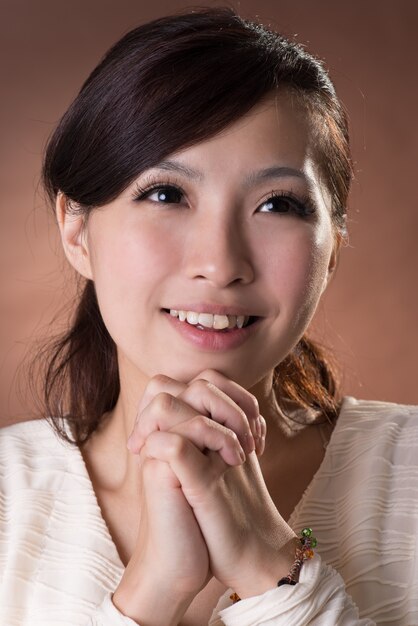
[0,397,417,625]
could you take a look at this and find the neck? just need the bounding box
[79,371,147,495]
[80,368,315,495]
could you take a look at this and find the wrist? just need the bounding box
[231,527,318,601]
[112,570,194,626]
[232,535,299,600]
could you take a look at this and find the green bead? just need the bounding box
[311,537,318,548]
[301,527,312,537]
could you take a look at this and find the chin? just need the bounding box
[141,355,273,391]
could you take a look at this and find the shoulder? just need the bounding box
[1,416,60,440]
[333,396,418,466]
[0,418,77,492]
[0,420,121,612]
[338,396,418,436]
[0,417,72,457]
[340,396,418,423]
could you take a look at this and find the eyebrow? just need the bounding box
[243,166,308,187]
[154,160,203,181]
[151,160,310,188]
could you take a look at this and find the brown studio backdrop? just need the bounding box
[0,0,417,426]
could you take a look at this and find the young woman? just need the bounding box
[1,7,417,626]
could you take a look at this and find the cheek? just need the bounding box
[87,218,178,333]
[260,223,333,323]
[93,218,172,280]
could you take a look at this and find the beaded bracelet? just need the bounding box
[230,527,317,603]
[277,527,317,586]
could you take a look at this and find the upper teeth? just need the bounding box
[169,310,248,329]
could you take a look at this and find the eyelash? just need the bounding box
[132,175,185,203]
[132,176,316,218]
[258,191,315,218]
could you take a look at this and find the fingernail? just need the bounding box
[255,416,262,438]
[244,431,255,454]
[239,447,246,463]
[255,434,265,456]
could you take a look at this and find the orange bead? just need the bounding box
[305,549,315,559]
[230,592,241,603]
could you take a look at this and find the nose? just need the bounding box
[184,213,255,288]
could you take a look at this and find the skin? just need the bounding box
[56,92,339,625]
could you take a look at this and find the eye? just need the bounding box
[133,183,184,205]
[257,192,315,217]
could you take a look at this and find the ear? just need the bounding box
[55,192,94,280]
[321,235,341,294]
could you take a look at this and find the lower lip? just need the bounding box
[164,312,261,352]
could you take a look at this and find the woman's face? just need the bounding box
[65,94,337,392]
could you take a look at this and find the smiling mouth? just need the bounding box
[162,309,259,331]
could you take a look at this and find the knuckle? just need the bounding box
[246,393,260,416]
[228,401,249,430]
[234,403,248,423]
[191,377,214,393]
[190,415,207,434]
[154,391,176,413]
[147,374,171,393]
[167,434,186,458]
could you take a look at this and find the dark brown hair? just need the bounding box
[35,7,352,444]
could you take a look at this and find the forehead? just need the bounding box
[147,93,325,205]
[168,92,315,174]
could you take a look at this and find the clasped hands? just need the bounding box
[113,370,297,624]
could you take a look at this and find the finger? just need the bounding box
[255,414,267,456]
[142,430,233,494]
[128,391,196,452]
[129,373,188,450]
[128,392,246,465]
[170,415,246,466]
[137,374,187,415]
[177,379,255,454]
[191,370,263,444]
[131,374,256,455]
